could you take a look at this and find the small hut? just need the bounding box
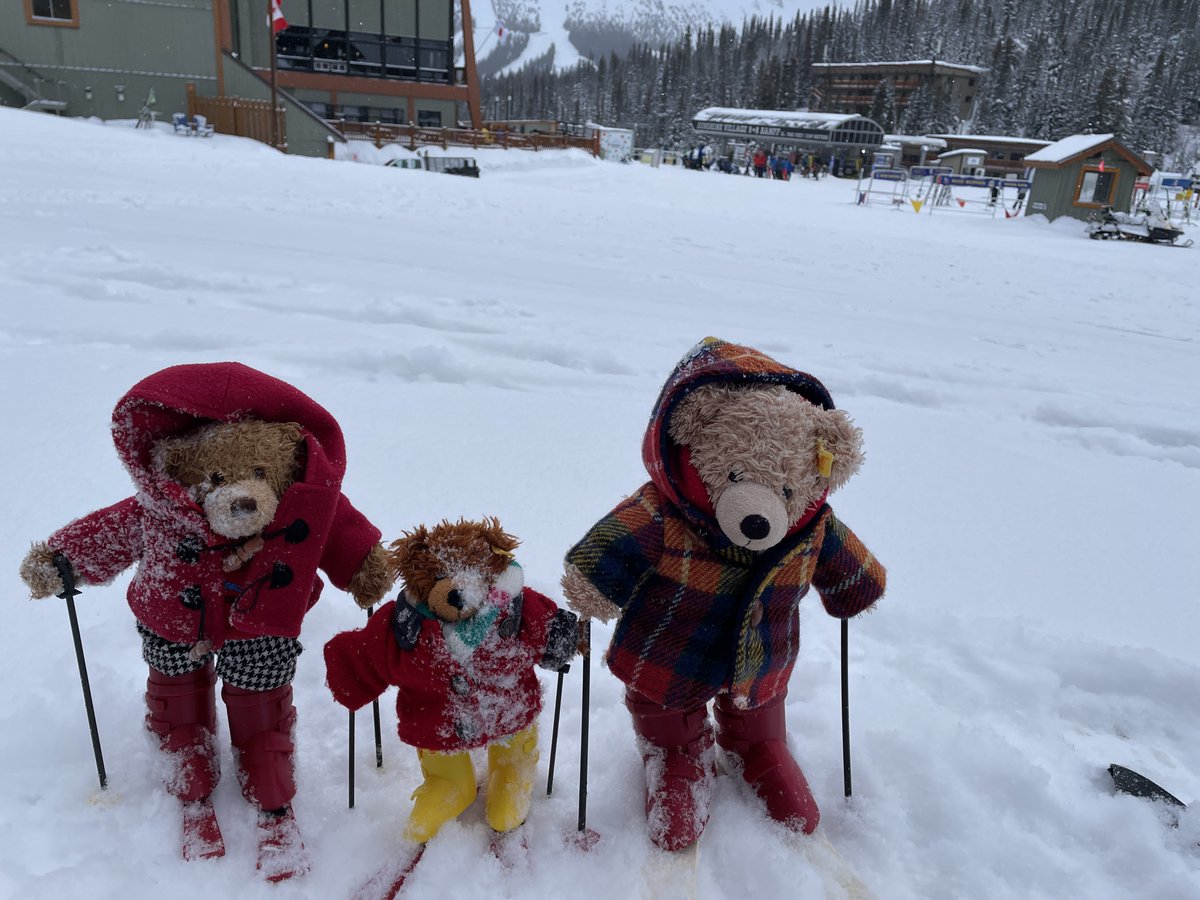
[1022,134,1153,221]
[934,148,987,175]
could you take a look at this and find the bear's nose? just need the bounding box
[740,514,771,541]
[446,589,464,610]
[231,497,258,517]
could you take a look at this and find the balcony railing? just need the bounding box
[336,120,601,155]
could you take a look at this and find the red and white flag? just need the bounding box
[495,20,507,41]
[270,0,288,33]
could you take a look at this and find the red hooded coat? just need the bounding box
[46,363,382,649]
[324,564,578,752]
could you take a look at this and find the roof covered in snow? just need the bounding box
[1024,133,1152,174]
[811,60,988,75]
[692,107,885,147]
[927,134,1053,147]
[885,133,949,150]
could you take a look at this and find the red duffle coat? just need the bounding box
[46,362,382,649]
[324,565,577,752]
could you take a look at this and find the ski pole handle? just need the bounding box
[52,553,107,791]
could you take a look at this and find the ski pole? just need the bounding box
[578,620,591,832]
[367,605,383,769]
[52,553,107,791]
[841,618,852,798]
[348,708,356,809]
[545,664,567,795]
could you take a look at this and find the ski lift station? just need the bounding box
[692,107,885,176]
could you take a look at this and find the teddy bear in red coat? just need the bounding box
[325,517,579,844]
[18,362,392,882]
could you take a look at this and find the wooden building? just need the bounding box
[1022,134,1153,222]
[1,0,482,156]
[925,133,1052,177]
[810,60,986,122]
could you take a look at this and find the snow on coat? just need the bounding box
[46,362,382,648]
[324,562,578,752]
[565,338,886,711]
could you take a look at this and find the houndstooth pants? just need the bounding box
[138,623,303,691]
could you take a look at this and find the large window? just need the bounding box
[1075,167,1117,207]
[25,0,78,26]
[276,25,451,84]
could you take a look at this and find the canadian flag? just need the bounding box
[270,0,288,33]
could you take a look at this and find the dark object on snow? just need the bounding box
[53,552,108,791]
[1086,206,1193,246]
[1109,764,1187,818]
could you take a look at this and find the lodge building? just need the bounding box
[810,60,986,124]
[1,0,482,156]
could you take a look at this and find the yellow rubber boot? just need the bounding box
[403,749,477,844]
[485,723,539,833]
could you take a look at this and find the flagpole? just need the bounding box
[268,0,280,150]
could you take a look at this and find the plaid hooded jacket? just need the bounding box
[565,338,885,711]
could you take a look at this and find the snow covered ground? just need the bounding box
[1,108,1198,899]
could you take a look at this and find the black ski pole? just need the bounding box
[546,664,568,795]
[841,618,852,798]
[52,553,107,791]
[367,606,383,769]
[348,707,356,809]
[578,620,591,832]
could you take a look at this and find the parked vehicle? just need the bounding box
[1086,205,1192,247]
[384,156,480,178]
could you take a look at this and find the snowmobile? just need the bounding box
[1087,205,1194,247]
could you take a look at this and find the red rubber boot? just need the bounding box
[626,689,716,852]
[713,693,820,834]
[145,662,224,859]
[222,683,309,882]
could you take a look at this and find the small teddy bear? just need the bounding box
[562,337,886,852]
[18,362,391,882]
[324,517,579,844]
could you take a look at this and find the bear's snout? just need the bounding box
[715,481,789,552]
[203,481,279,539]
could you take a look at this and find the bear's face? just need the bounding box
[388,518,519,623]
[669,384,864,551]
[153,420,305,539]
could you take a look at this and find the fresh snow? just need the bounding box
[1,108,1198,899]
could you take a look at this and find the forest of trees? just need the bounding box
[483,0,1200,165]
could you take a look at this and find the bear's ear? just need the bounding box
[152,434,202,486]
[812,408,865,492]
[668,384,732,447]
[479,516,519,572]
[387,526,429,584]
[263,422,306,486]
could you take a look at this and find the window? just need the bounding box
[417,110,442,127]
[25,0,77,26]
[1075,167,1117,206]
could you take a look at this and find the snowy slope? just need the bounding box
[1,108,1199,900]
[470,0,837,73]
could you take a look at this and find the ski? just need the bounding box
[352,842,426,900]
[180,798,225,861]
[256,807,310,883]
[1109,764,1187,821]
[490,828,530,871]
[785,829,876,900]
[641,842,700,900]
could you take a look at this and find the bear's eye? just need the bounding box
[253,467,266,480]
[209,472,225,486]
[728,470,744,483]
[782,486,793,500]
